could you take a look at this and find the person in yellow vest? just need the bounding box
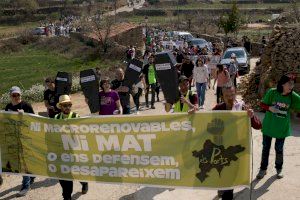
[165,75,198,113]
[55,95,88,200]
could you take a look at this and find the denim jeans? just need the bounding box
[196,82,206,106]
[260,135,285,170]
[122,105,131,115]
[22,176,35,190]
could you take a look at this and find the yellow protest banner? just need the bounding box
[0,111,251,189]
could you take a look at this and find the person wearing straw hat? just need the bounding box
[164,75,198,114]
[4,86,35,197]
[54,95,88,199]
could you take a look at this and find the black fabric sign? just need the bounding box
[80,69,100,114]
[155,51,179,104]
[55,72,72,96]
[123,59,143,87]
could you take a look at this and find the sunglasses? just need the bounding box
[11,94,20,97]
[61,104,72,108]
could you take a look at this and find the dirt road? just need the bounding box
[1,58,300,200]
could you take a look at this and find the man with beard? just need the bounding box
[111,68,131,114]
[213,86,262,200]
[55,95,88,200]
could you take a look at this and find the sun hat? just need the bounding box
[10,86,22,95]
[178,75,189,84]
[56,95,72,109]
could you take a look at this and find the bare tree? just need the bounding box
[290,0,300,23]
[92,15,115,53]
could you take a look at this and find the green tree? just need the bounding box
[218,1,243,36]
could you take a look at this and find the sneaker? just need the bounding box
[151,105,155,109]
[17,187,30,197]
[146,104,149,108]
[199,106,204,109]
[256,169,267,179]
[29,177,35,185]
[276,169,284,179]
[82,183,88,194]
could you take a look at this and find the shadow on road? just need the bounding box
[119,187,173,200]
[0,178,58,199]
[234,175,278,199]
[72,191,82,200]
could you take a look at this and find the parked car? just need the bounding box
[32,27,46,35]
[220,47,250,74]
[173,31,194,41]
[188,38,212,52]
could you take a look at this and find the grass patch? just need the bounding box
[0,22,39,39]
[238,28,272,41]
[0,45,118,96]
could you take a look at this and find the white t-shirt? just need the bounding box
[232,100,244,111]
[193,65,209,83]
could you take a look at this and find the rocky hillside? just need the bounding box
[241,24,300,109]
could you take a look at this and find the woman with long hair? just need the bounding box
[99,77,123,115]
[213,64,230,103]
[193,58,209,109]
[257,74,300,179]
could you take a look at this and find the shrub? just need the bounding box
[18,29,40,45]
[0,76,82,108]
[0,39,22,53]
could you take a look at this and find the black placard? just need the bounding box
[123,58,144,87]
[154,51,179,104]
[55,72,72,96]
[80,69,100,114]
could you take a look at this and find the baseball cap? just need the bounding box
[9,86,21,95]
[179,75,188,84]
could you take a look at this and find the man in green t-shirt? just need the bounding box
[257,75,300,179]
[142,54,157,109]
